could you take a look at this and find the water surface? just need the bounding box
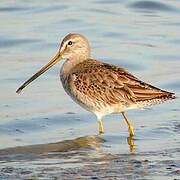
[0,0,180,179]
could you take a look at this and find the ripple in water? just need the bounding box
[128,1,177,12]
[0,37,41,48]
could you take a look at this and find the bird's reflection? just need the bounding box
[0,134,136,161]
[0,136,102,156]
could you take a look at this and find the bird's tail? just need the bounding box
[136,89,176,107]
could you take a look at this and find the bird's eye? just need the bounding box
[68,41,73,46]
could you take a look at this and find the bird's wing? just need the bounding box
[69,59,174,106]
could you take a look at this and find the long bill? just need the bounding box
[16,52,62,94]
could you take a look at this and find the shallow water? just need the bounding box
[0,0,180,179]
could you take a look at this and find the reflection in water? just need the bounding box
[0,135,136,160]
[0,135,104,156]
[0,135,154,180]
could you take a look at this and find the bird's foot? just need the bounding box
[127,135,136,152]
[99,130,104,135]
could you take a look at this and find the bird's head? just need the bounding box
[16,33,90,94]
[60,33,90,60]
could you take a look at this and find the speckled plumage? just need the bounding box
[61,57,175,118]
[16,33,176,137]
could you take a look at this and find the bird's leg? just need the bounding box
[121,112,136,152]
[98,119,104,134]
[127,136,136,152]
[122,112,135,137]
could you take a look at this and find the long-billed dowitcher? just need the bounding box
[16,33,175,136]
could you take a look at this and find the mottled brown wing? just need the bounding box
[70,59,174,106]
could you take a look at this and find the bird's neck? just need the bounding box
[60,57,87,77]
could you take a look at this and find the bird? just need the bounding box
[16,33,175,137]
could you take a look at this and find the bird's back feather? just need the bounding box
[66,59,175,111]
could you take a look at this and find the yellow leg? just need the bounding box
[98,120,104,134]
[127,136,136,152]
[122,112,135,137]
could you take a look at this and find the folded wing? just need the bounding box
[70,59,175,107]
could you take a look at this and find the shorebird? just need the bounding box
[16,33,175,137]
